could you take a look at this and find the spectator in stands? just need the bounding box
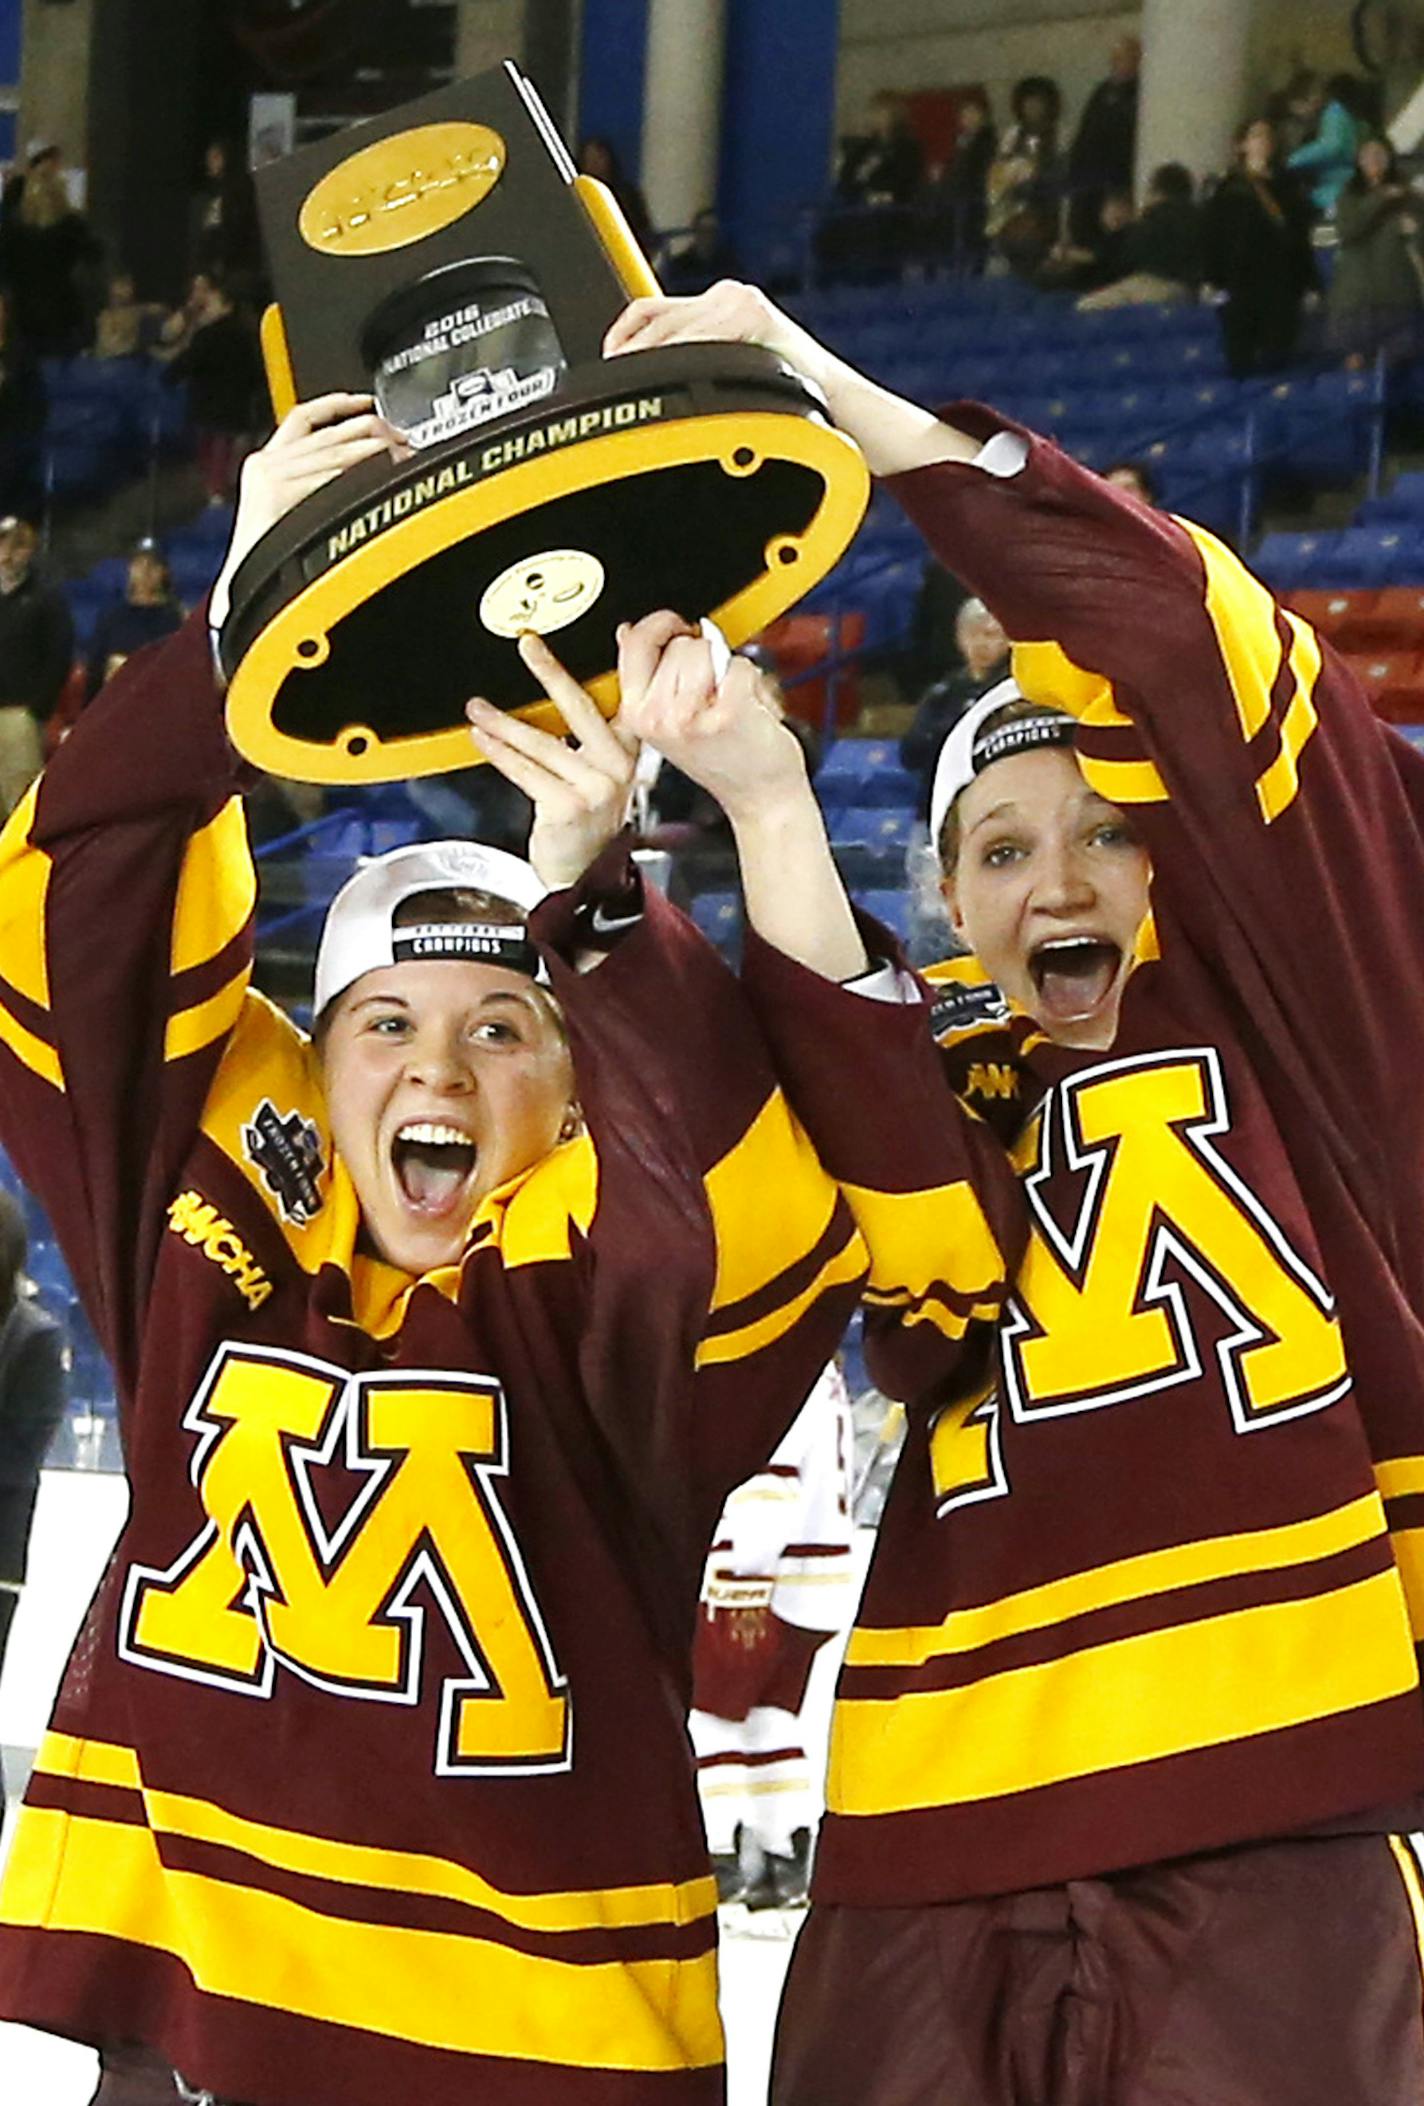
[83,539,183,703]
[899,597,1009,818]
[1328,137,1424,364]
[156,270,218,366]
[0,1185,67,1845]
[1066,34,1141,247]
[1076,162,1203,310]
[987,76,1065,278]
[663,209,740,297]
[163,277,265,506]
[835,91,924,213]
[188,138,260,285]
[826,92,924,282]
[0,144,99,356]
[1203,119,1315,377]
[899,558,969,702]
[577,136,653,256]
[920,94,996,274]
[1103,458,1161,504]
[1287,71,1366,220]
[0,288,45,520]
[0,516,73,818]
[92,269,163,361]
[1037,187,1135,293]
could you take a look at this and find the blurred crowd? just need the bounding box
[825,48,1424,380]
[0,136,266,521]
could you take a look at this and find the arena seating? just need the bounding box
[40,355,189,504]
[784,276,1396,670]
[64,503,233,648]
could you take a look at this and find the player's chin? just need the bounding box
[382,1217,469,1276]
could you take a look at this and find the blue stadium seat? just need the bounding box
[1326,527,1424,587]
[1253,532,1343,591]
[170,502,236,551]
[1264,370,1377,483]
[167,548,222,603]
[44,437,113,500]
[689,892,740,954]
[65,578,111,649]
[829,806,915,852]
[816,739,915,809]
[1354,472,1424,525]
[852,888,913,941]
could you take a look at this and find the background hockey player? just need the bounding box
[690,1359,856,1911]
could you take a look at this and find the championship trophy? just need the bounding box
[220,61,870,786]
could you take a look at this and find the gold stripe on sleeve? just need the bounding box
[1076,753,1169,807]
[170,798,257,975]
[704,1093,844,1315]
[1193,524,1284,745]
[1389,1527,1424,1638]
[1375,1457,1424,1503]
[842,1177,1010,1314]
[165,965,251,1063]
[0,785,50,1009]
[0,991,62,1089]
[1254,613,1323,825]
[695,1232,865,1370]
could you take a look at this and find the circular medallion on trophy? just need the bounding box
[479,549,606,638]
[363,258,565,449]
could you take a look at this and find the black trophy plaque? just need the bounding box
[221,60,869,786]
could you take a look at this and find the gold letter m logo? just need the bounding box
[119,1344,571,1777]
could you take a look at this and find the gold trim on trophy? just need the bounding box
[260,304,298,422]
[224,408,869,785]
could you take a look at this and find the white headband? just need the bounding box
[927,677,1077,850]
[314,839,549,1018]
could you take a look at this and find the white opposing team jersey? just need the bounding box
[703,1362,856,1633]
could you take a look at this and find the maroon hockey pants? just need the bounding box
[91,2043,246,2104]
[772,1833,1424,2105]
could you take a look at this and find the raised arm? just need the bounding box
[470,626,868,1515]
[586,602,1026,1409]
[0,397,403,1393]
[607,283,1424,1134]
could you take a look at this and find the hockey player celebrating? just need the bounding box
[601,283,1424,2105]
[0,396,1024,2106]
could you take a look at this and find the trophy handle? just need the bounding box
[261,303,299,422]
[572,176,660,303]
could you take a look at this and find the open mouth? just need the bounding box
[1028,936,1123,1025]
[390,1121,479,1217]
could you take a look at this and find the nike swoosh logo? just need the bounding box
[588,904,641,937]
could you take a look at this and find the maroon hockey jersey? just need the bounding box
[0,611,888,2105]
[741,418,1424,1907]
